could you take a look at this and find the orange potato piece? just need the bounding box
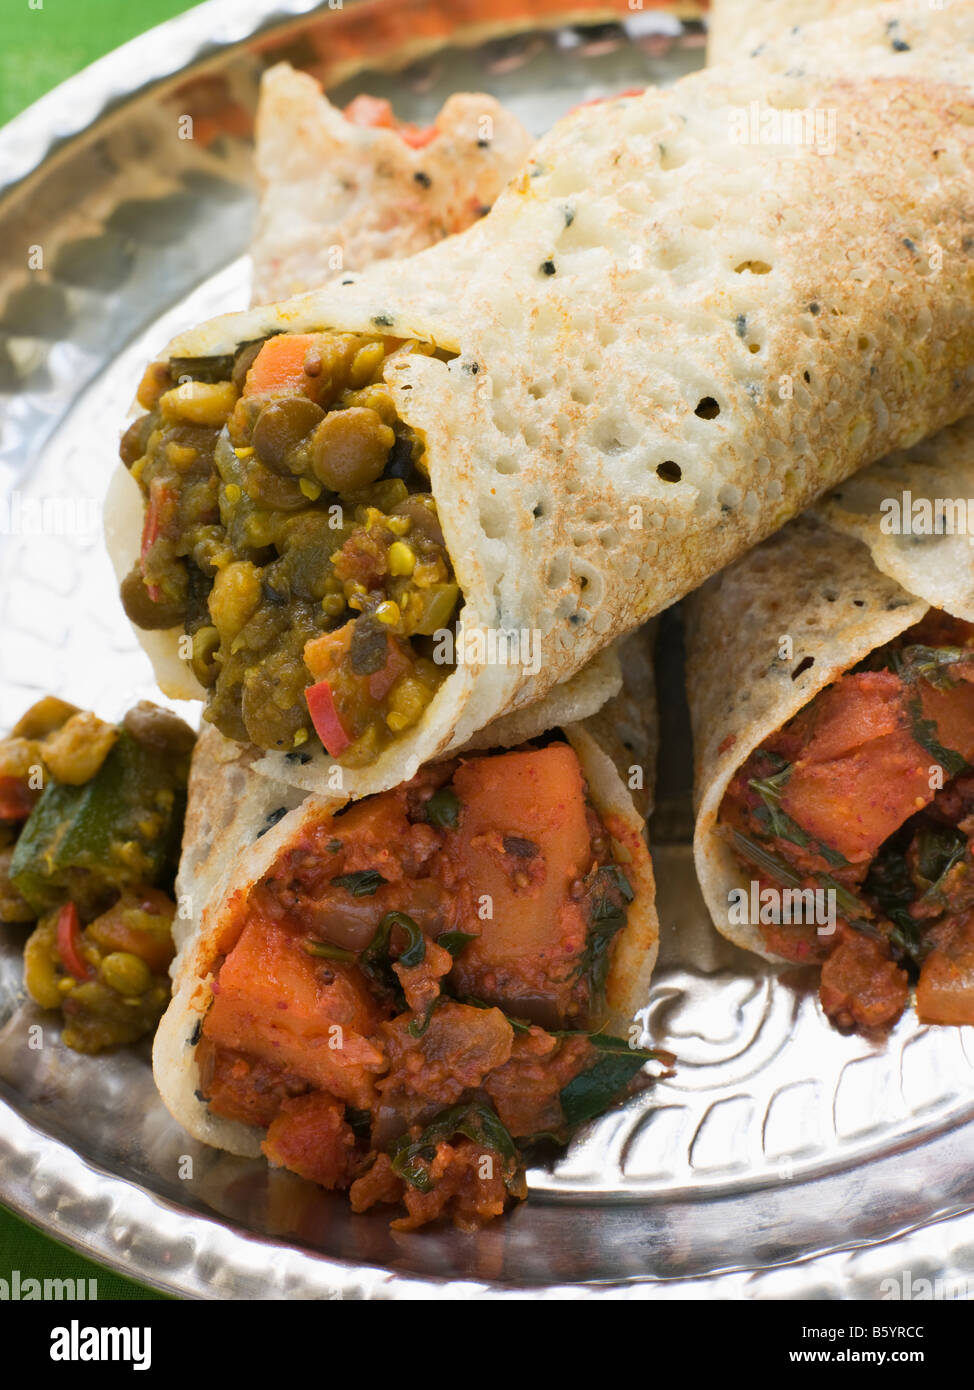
[203,917,386,1110]
[917,917,974,1026]
[446,745,594,1025]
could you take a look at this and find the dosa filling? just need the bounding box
[196,743,656,1229]
[120,331,460,766]
[719,612,974,1033]
[0,697,194,1052]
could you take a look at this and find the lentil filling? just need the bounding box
[120,331,461,765]
[718,612,974,1033]
[196,743,660,1230]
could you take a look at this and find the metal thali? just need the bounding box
[1,0,973,1298]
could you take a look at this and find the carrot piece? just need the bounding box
[243,334,321,398]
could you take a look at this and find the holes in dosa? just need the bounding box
[478,495,508,540]
[657,461,682,482]
[734,260,772,275]
[791,656,815,681]
[694,397,720,419]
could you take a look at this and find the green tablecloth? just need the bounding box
[0,0,202,1299]
[0,0,199,127]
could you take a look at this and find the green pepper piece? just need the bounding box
[407,583,460,636]
[9,730,187,916]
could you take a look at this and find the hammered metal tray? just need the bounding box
[1,0,973,1299]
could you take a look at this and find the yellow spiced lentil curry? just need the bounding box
[119,332,461,766]
[0,697,194,1052]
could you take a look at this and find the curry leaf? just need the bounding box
[436,930,477,957]
[389,1102,519,1193]
[333,869,386,896]
[559,1048,650,1129]
[576,865,634,1011]
[749,763,848,869]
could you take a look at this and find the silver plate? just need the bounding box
[1,0,973,1300]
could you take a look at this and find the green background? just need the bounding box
[0,0,202,1299]
[0,0,198,126]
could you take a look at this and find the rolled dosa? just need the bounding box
[687,508,974,1032]
[109,0,974,802]
[153,646,660,1228]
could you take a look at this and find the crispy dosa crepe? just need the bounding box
[707,0,886,63]
[251,65,533,304]
[153,655,660,1223]
[687,512,974,1032]
[687,515,927,964]
[109,0,974,800]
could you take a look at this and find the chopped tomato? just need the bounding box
[306,679,351,756]
[343,94,397,129]
[56,902,93,982]
[342,94,438,148]
[304,625,351,683]
[304,624,412,751]
[139,480,173,603]
[0,774,36,821]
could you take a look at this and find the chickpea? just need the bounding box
[43,711,118,786]
[159,380,239,428]
[100,951,153,997]
[11,695,79,740]
[208,560,262,642]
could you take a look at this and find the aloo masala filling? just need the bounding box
[195,744,657,1230]
[719,611,974,1034]
[120,330,461,766]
